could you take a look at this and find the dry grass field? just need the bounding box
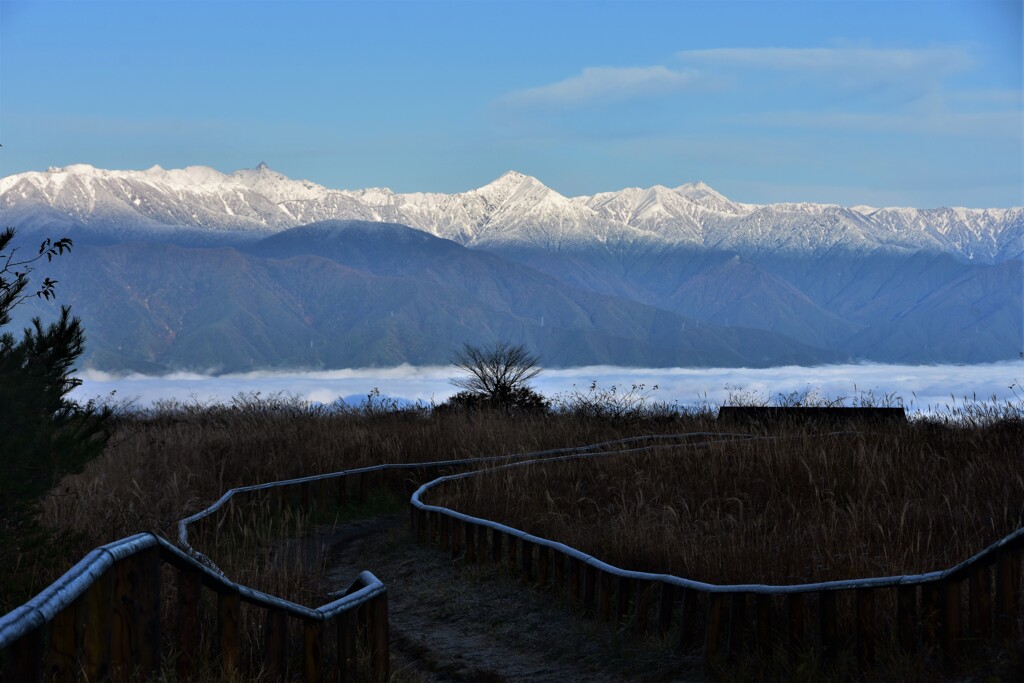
[431,421,1024,584]
[4,392,1023,656]
[3,396,697,612]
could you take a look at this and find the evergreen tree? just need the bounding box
[0,227,110,524]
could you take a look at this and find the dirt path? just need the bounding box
[317,513,705,682]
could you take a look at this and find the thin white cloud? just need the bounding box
[499,66,697,109]
[676,46,973,78]
[672,46,977,108]
[742,110,1024,137]
[670,45,1021,137]
[496,46,992,114]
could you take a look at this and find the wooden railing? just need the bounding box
[410,437,1024,670]
[0,532,387,682]
[0,459,459,682]
[0,434,722,681]
[10,431,1003,678]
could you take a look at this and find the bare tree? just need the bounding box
[450,341,542,405]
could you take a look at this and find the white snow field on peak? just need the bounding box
[1,163,1020,261]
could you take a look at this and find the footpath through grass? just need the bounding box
[4,392,1023,611]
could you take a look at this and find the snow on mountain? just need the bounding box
[1,163,1021,261]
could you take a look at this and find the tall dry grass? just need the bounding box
[8,391,1022,611]
[40,397,703,545]
[3,395,708,611]
[432,419,1024,584]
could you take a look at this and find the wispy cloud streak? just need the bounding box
[676,46,973,76]
[498,66,697,108]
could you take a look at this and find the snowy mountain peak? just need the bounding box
[476,170,544,197]
[675,180,726,202]
[675,180,714,194]
[0,164,1020,261]
[673,181,746,214]
[468,171,564,220]
[231,164,329,203]
[492,170,530,184]
[47,163,100,176]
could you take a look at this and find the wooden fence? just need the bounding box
[8,431,1013,677]
[0,532,387,682]
[0,459,458,682]
[410,439,1024,670]
[0,433,715,681]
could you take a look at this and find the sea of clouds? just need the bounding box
[71,361,1023,414]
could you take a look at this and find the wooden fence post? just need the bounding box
[337,610,356,683]
[922,582,942,654]
[3,625,44,682]
[451,518,463,557]
[942,579,962,661]
[726,592,747,657]
[506,535,518,577]
[897,584,917,653]
[552,552,565,600]
[138,546,161,675]
[81,566,114,682]
[43,601,76,683]
[567,558,581,610]
[218,591,241,676]
[755,594,773,655]
[317,478,331,510]
[111,554,140,681]
[582,564,597,615]
[819,590,837,662]
[337,475,349,508]
[370,592,390,683]
[704,593,725,665]
[787,593,805,659]
[491,529,503,565]
[303,621,322,683]
[598,570,614,623]
[357,472,369,503]
[657,582,675,636]
[477,525,488,568]
[856,588,875,670]
[264,608,287,681]
[615,576,633,628]
[537,545,550,589]
[465,521,477,564]
[177,568,202,679]
[679,587,701,652]
[635,580,654,636]
[116,551,159,678]
[438,514,450,553]
[429,512,439,547]
[521,540,534,583]
[969,563,992,640]
[995,550,1021,640]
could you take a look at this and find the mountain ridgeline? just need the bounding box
[2,164,1020,373]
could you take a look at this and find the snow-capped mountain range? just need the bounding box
[2,163,1021,262]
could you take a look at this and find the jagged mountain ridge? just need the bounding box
[2,163,1020,261]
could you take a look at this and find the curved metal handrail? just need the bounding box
[0,532,385,650]
[410,436,1024,595]
[176,432,752,557]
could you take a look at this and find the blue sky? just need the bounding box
[1,0,1021,207]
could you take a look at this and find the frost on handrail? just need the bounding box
[409,436,1024,595]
